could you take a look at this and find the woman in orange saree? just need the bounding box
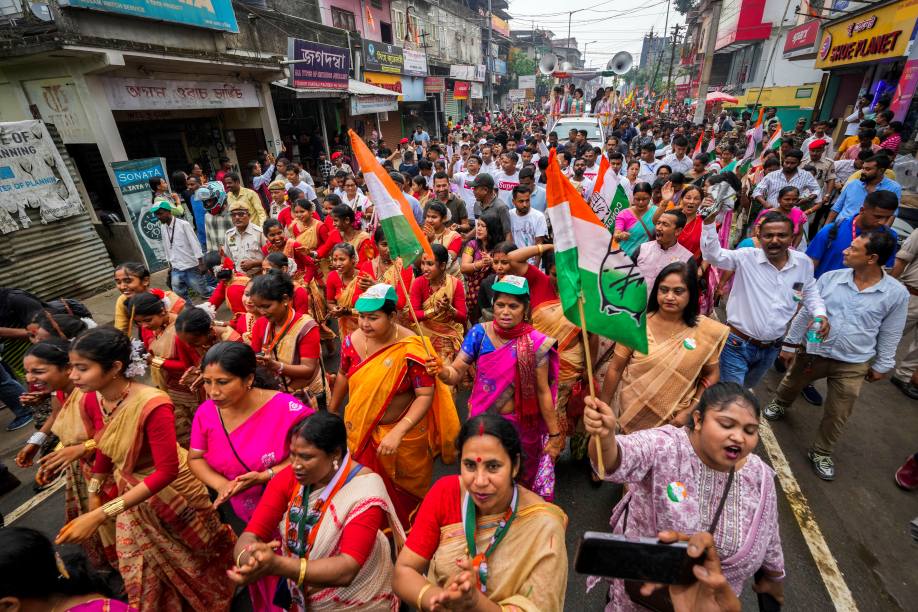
[128,292,197,447]
[325,243,369,341]
[410,245,467,369]
[57,327,236,612]
[328,283,460,527]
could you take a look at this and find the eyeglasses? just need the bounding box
[230,211,249,217]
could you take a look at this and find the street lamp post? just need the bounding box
[583,40,598,69]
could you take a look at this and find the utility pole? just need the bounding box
[666,23,682,100]
[693,0,722,125]
[650,0,670,95]
[486,0,493,111]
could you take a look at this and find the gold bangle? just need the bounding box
[83,438,97,453]
[101,497,126,518]
[87,478,102,494]
[297,557,309,586]
[403,415,415,428]
[151,356,165,368]
[236,547,250,568]
[416,583,434,611]
[537,244,544,255]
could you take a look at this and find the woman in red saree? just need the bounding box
[263,218,317,284]
[113,263,184,334]
[410,244,466,369]
[56,327,236,611]
[128,292,197,447]
[16,340,117,570]
[328,283,459,526]
[326,243,370,341]
[206,255,250,325]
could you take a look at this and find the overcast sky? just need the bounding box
[507,0,686,69]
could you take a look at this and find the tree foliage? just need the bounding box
[675,0,697,15]
[508,48,537,80]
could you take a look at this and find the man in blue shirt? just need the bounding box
[765,231,908,481]
[827,155,901,223]
[518,167,546,212]
[807,190,898,277]
[412,125,430,148]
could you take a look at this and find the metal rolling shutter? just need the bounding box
[0,123,114,300]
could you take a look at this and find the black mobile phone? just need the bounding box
[574,532,703,585]
[754,569,782,611]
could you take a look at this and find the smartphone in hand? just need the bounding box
[574,532,703,585]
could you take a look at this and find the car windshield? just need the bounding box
[555,122,603,141]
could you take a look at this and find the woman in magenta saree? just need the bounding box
[188,342,313,612]
[432,275,563,498]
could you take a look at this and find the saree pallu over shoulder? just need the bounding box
[98,387,236,611]
[531,300,583,385]
[420,276,464,363]
[615,316,728,434]
[345,336,460,523]
[273,314,324,394]
[286,472,406,611]
[429,501,569,612]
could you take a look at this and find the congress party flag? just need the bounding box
[588,155,630,231]
[545,154,648,352]
[348,129,432,267]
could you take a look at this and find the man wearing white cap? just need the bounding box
[152,199,211,300]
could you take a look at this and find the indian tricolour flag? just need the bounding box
[588,154,630,231]
[348,130,432,266]
[545,154,648,352]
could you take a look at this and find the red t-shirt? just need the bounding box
[244,465,384,565]
[523,264,558,308]
[405,476,463,559]
[250,314,321,360]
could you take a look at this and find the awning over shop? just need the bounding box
[272,79,399,99]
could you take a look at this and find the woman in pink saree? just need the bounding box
[431,275,562,499]
[188,342,313,612]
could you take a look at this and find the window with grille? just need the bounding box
[331,7,357,32]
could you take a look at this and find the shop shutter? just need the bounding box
[444,91,460,121]
[0,123,114,300]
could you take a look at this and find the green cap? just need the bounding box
[491,275,530,296]
[150,198,172,213]
[354,283,398,312]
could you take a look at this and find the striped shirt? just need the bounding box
[752,168,821,207]
[205,209,234,253]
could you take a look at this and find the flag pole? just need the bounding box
[577,292,605,478]
[394,257,433,360]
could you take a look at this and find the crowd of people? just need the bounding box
[0,96,916,612]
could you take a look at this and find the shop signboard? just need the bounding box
[492,59,508,75]
[59,0,238,32]
[518,75,536,89]
[401,77,426,102]
[21,78,93,144]
[491,14,510,37]
[102,78,260,111]
[509,88,526,100]
[110,158,170,271]
[891,56,918,120]
[816,2,918,69]
[350,95,399,115]
[403,49,429,77]
[454,81,470,100]
[287,39,350,89]
[470,83,483,99]
[0,120,84,235]
[450,65,475,80]
[363,41,404,75]
[476,65,487,81]
[783,20,820,57]
[424,77,446,93]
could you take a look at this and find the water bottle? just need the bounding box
[806,317,825,343]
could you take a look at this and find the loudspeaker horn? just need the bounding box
[607,51,633,75]
[538,53,558,75]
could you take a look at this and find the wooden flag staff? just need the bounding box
[577,293,605,478]
[393,257,433,360]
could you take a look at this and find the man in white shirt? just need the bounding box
[660,136,694,174]
[844,94,872,137]
[582,148,601,182]
[752,149,821,208]
[451,154,481,220]
[494,152,521,206]
[637,143,660,184]
[223,201,267,273]
[509,185,548,266]
[701,208,828,388]
[635,209,693,294]
[480,145,499,176]
[802,120,835,159]
[283,167,318,205]
[152,200,211,301]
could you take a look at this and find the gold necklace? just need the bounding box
[99,381,132,418]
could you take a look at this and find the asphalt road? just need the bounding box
[2,283,916,609]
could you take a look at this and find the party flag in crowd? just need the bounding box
[765,121,783,151]
[545,154,648,352]
[348,129,432,266]
[589,155,630,230]
[692,132,704,158]
[706,135,717,155]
